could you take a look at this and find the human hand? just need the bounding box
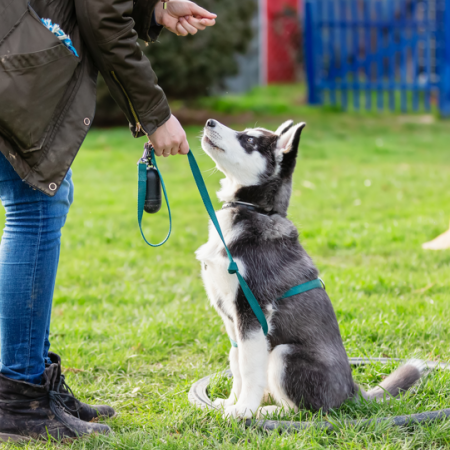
[149,115,189,157]
[154,1,216,36]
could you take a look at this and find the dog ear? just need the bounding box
[277,122,306,154]
[275,120,294,136]
[276,122,306,177]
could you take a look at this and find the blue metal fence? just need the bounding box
[304,0,450,116]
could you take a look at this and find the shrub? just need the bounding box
[95,0,256,126]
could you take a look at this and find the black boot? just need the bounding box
[0,364,111,442]
[47,353,116,422]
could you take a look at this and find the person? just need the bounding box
[0,0,216,441]
[422,223,450,250]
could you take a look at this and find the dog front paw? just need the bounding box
[212,397,236,409]
[223,404,255,420]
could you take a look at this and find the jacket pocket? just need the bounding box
[0,5,79,152]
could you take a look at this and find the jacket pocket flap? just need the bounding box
[0,44,73,71]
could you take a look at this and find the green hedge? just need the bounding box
[95,0,256,126]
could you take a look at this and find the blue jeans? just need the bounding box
[0,152,73,384]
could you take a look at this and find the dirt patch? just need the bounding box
[397,115,435,125]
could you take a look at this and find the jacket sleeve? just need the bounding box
[75,0,171,137]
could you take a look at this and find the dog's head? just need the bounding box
[201,119,306,216]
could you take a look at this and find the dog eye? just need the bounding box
[247,137,254,143]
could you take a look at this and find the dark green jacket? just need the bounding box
[0,0,171,196]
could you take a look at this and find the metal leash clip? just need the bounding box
[138,142,153,168]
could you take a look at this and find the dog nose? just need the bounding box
[206,119,216,128]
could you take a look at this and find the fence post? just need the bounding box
[439,0,450,117]
[305,1,320,104]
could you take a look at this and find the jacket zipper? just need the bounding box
[111,71,145,137]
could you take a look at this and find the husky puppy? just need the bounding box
[196,119,425,419]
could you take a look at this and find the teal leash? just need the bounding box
[137,146,325,341]
[186,150,269,336]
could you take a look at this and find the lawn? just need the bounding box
[2,85,450,449]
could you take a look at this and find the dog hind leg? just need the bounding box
[267,344,355,412]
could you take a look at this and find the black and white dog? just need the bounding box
[196,119,425,419]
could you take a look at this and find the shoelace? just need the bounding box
[48,390,79,432]
[54,374,83,419]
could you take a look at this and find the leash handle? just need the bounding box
[137,145,172,247]
[186,150,269,336]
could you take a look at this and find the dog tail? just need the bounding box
[366,359,428,400]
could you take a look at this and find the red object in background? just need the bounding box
[265,0,302,83]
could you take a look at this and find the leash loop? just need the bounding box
[137,144,172,247]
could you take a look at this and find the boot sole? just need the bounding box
[0,433,31,442]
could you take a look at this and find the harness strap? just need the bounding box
[278,278,325,300]
[222,201,274,216]
[229,277,325,348]
[137,150,172,247]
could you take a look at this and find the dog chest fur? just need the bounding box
[195,209,242,333]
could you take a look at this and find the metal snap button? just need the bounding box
[84,118,91,126]
[49,183,57,191]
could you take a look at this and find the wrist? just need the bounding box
[154,1,169,26]
[154,2,163,25]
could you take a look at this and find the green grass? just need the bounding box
[2,86,450,449]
